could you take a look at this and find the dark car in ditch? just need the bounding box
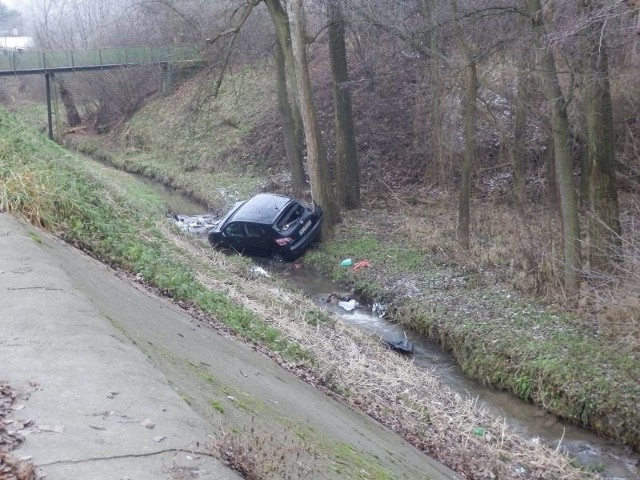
[207,193,323,261]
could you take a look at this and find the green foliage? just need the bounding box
[209,400,224,413]
[0,107,311,365]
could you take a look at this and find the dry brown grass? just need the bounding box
[161,224,592,480]
[399,195,566,298]
[578,195,640,352]
[210,421,322,480]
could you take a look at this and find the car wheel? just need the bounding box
[270,252,286,263]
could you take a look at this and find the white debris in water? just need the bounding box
[372,302,387,317]
[338,299,358,311]
[173,214,218,235]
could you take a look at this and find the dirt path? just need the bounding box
[0,213,459,479]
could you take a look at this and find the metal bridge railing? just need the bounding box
[0,44,202,73]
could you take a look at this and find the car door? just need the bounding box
[244,223,271,256]
[222,221,248,252]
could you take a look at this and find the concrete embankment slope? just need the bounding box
[0,213,241,479]
[0,213,459,480]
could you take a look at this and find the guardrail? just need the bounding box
[0,44,202,74]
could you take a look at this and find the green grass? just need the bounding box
[331,444,395,480]
[209,399,225,414]
[305,234,432,302]
[304,211,640,448]
[66,64,278,212]
[0,108,311,364]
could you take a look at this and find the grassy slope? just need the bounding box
[67,65,277,212]
[67,63,640,452]
[0,110,303,358]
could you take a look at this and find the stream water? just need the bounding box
[98,161,639,479]
[274,266,639,480]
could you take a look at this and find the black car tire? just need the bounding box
[270,251,286,263]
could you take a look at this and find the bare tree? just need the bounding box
[287,0,339,238]
[451,0,478,250]
[580,0,622,276]
[56,76,81,126]
[529,0,582,293]
[265,0,305,191]
[273,36,306,190]
[328,0,360,209]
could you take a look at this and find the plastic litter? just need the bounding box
[473,427,486,437]
[251,266,271,278]
[173,213,218,235]
[352,260,370,270]
[372,302,387,317]
[340,258,353,267]
[338,299,358,311]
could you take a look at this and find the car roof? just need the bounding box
[231,193,294,224]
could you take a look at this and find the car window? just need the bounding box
[246,223,266,237]
[224,222,246,237]
[276,204,305,230]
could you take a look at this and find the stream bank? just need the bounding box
[95,154,638,479]
[5,109,624,479]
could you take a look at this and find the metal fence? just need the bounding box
[0,44,202,73]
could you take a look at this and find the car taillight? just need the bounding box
[275,237,293,246]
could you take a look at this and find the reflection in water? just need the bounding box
[135,175,210,216]
[279,265,639,480]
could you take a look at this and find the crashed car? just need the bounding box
[207,193,323,261]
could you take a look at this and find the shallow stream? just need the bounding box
[276,266,639,480]
[94,158,639,479]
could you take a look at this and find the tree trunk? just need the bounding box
[452,0,477,250]
[530,0,582,292]
[264,0,305,167]
[328,0,360,209]
[512,57,529,212]
[457,60,478,250]
[582,1,622,275]
[274,38,305,190]
[287,0,339,239]
[57,76,81,127]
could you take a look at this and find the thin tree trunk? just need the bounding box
[287,0,339,239]
[274,38,305,190]
[265,0,305,163]
[57,76,81,127]
[457,60,478,250]
[328,0,360,209]
[582,0,622,275]
[512,58,529,212]
[530,0,582,292]
[452,0,477,250]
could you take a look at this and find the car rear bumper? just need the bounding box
[288,215,322,257]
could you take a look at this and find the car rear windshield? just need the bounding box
[275,203,305,231]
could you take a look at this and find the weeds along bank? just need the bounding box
[63,63,640,452]
[0,110,298,357]
[66,66,280,214]
[61,67,640,449]
[0,109,600,479]
[304,218,640,450]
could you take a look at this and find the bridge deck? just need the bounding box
[0,45,202,76]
